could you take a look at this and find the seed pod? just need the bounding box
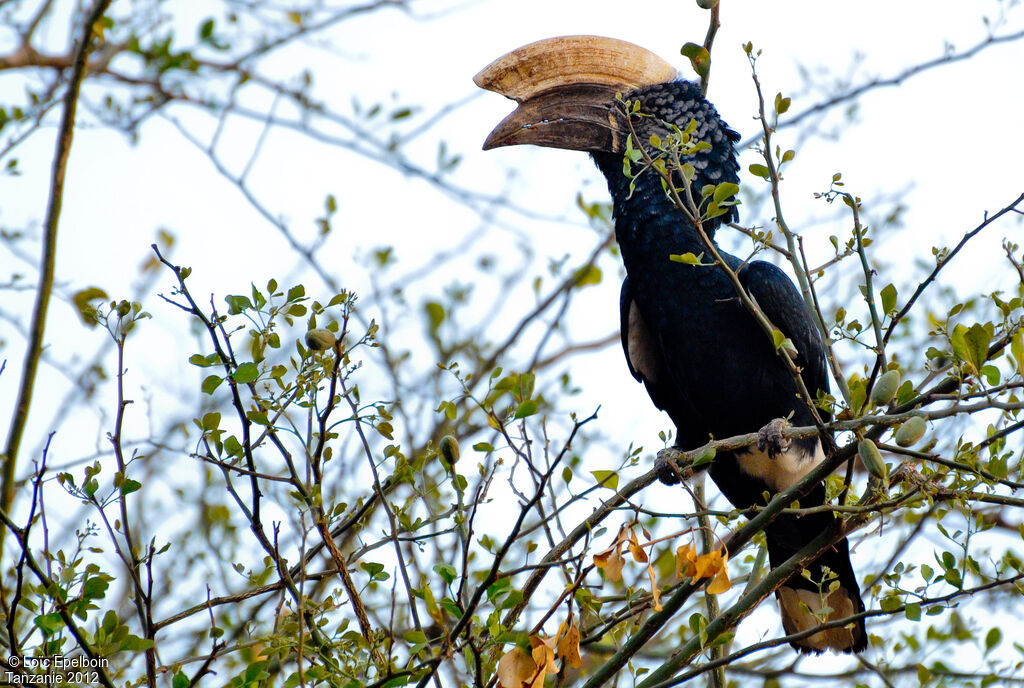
[870,369,901,406]
[305,328,337,351]
[858,439,887,481]
[439,435,460,469]
[696,0,719,8]
[895,416,927,447]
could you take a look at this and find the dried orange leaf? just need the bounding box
[556,621,582,669]
[675,543,698,579]
[627,530,648,563]
[694,549,725,580]
[594,547,625,582]
[594,524,631,582]
[530,635,558,674]
[706,561,732,594]
[647,560,663,611]
[497,647,536,688]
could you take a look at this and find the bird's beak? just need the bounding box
[474,35,678,153]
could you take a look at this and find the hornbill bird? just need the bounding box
[475,36,866,653]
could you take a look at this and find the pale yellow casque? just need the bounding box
[473,35,678,102]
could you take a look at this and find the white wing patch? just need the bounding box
[627,300,659,383]
[735,440,825,492]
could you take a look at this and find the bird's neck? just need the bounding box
[591,151,717,266]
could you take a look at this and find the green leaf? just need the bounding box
[591,470,619,490]
[774,93,791,115]
[880,283,898,315]
[425,301,445,332]
[435,400,457,421]
[574,265,602,287]
[771,329,797,358]
[1011,331,1024,375]
[360,561,386,577]
[34,612,64,636]
[119,635,155,652]
[749,163,770,180]
[402,630,427,645]
[434,563,457,584]
[201,374,223,395]
[119,479,142,496]
[692,445,716,467]
[985,627,1002,653]
[172,672,189,688]
[879,595,901,613]
[712,182,739,203]
[905,602,921,621]
[679,43,710,78]
[232,362,259,384]
[951,322,992,374]
[981,364,1000,386]
[513,400,538,419]
[669,252,703,266]
[72,287,108,326]
[224,436,242,456]
[225,294,252,315]
[199,18,214,39]
[82,575,110,600]
[188,353,217,367]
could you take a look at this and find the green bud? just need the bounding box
[895,416,927,447]
[858,439,887,481]
[870,369,901,406]
[305,328,337,351]
[439,435,460,469]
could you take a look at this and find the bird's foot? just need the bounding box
[757,417,792,459]
[655,447,692,486]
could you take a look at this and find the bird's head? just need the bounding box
[475,36,740,221]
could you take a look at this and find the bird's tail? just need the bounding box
[765,485,866,654]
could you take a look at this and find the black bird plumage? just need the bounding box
[477,37,866,653]
[600,81,865,653]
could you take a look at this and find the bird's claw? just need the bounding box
[757,417,791,459]
[655,447,692,486]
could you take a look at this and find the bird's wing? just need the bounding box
[619,275,659,386]
[738,260,830,405]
